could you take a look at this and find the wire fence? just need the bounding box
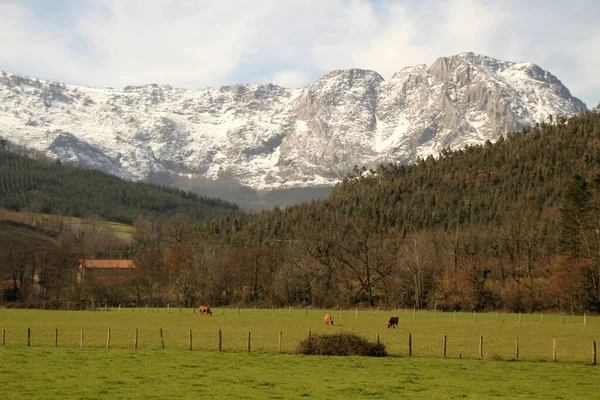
[1,307,598,364]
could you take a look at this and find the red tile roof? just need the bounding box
[0,280,15,290]
[80,259,136,269]
[0,277,40,290]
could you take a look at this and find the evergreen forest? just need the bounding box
[0,149,238,224]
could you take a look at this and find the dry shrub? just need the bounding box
[296,332,387,357]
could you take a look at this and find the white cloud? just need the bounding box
[0,3,80,79]
[0,0,598,105]
[271,70,310,88]
[568,32,600,107]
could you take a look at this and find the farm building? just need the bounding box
[0,275,42,303]
[77,259,137,286]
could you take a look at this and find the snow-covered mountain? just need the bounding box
[0,53,587,190]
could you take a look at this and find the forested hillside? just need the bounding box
[203,111,600,239]
[0,149,238,224]
[188,111,600,312]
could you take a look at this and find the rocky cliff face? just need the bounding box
[0,53,586,190]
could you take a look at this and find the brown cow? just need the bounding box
[324,313,334,325]
[198,305,213,315]
[387,316,399,329]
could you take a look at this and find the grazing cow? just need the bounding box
[324,313,334,325]
[199,305,213,315]
[387,316,399,329]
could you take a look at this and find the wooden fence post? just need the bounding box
[308,330,311,339]
[54,328,58,348]
[118,304,121,312]
[80,329,84,349]
[2,329,5,346]
[454,310,457,321]
[408,333,412,357]
[376,334,380,345]
[552,339,557,361]
[189,329,192,351]
[272,306,274,316]
[584,313,587,325]
[473,311,476,321]
[593,341,597,366]
[238,306,240,315]
[134,328,138,349]
[247,332,251,352]
[339,308,342,319]
[288,306,291,315]
[218,330,222,352]
[180,306,182,314]
[305,308,308,317]
[222,307,224,316]
[107,328,111,348]
[540,312,543,322]
[413,308,416,320]
[355,308,358,318]
[27,328,31,347]
[443,335,447,358]
[278,331,282,353]
[519,312,521,322]
[104,303,107,312]
[160,328,165,349]
[479,336,483,360]
[515,337,519,361]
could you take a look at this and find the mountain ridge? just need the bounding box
[0,53,587,191]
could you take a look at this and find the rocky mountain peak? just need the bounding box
[319,68,384,83]
[0,53,587,194]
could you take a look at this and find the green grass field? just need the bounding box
[1,348,597,399]
[1,308,599,399]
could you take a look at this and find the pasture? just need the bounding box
[1,308,599,399]
[0,210,135,242]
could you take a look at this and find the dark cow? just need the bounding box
[387,316,399,329]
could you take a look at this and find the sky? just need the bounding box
[0,0,598,107]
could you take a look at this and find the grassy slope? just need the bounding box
[1,210,135,241]
[0,220,56,248]
[1,309,598,399]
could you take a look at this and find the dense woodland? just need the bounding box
[1,111,600,313]
[0,145,238,224]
